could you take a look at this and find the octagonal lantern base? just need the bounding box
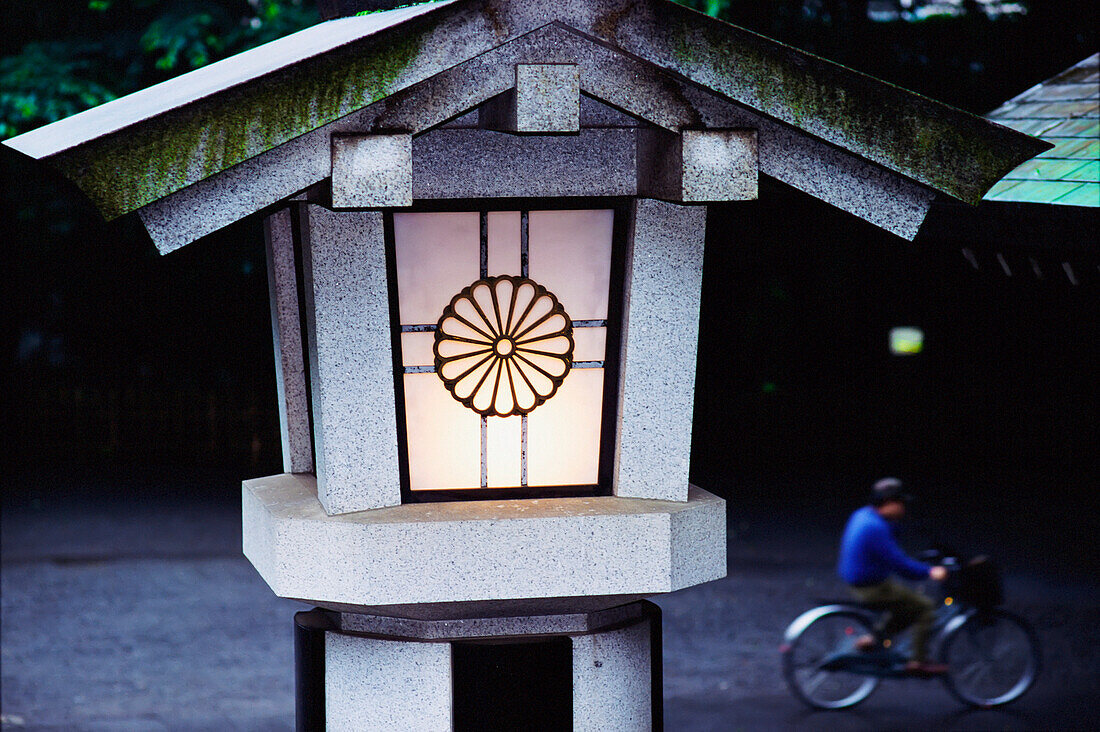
[242,473,725,617]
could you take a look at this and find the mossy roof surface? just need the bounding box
[985,53,1099,207]
[2,0,1050,221]
[5,1,455,160]
[2,0,458,219]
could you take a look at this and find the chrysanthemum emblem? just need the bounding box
[434,276,574,417]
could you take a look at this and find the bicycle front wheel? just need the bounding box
[940,609,1040,707]
[782,608,880,710]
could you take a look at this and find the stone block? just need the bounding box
[479,64,582,134]
[681,129,758,201]
[615,199,706,502]
[322,595,652,621]
[516,64,580,133]
[638,128,758,202]
[263,207,313,474]
[330,133,412,208]
[573,621,652,731]
[412,127,638,199]
[326,633,452,732]
[241,473,726,611]
[301,206,401,514]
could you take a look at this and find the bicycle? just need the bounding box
[780,551,1040,710]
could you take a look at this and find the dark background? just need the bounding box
[693,180,1098,572]
[3,1,1098,568]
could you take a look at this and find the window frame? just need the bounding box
[385,197,630,503]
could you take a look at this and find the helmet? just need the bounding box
[870,477,914,506]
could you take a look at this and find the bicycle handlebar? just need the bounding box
[917,547,967,565]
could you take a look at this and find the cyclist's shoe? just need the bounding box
[904,660,949,677]
[854,634,878,652]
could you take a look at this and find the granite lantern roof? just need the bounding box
[4,0,1044,250]
[984,53,1099,208]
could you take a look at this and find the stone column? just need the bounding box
[615,199,707,502]
[300,205,402,514]
[263,206,313,474]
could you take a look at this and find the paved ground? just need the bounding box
[2,468,1097,730]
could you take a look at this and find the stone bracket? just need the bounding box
[331,133,413,208]
[639,128,758,202]
[479,63,581,134]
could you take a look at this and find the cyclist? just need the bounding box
[838,477,949,676]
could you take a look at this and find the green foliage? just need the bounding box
[244,0,320,45]
[140,2,236,71]
[0,1,318,139]
[137,0,319,71]
[0,43,118,138]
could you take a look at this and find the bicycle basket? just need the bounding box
[955,556,1003,609]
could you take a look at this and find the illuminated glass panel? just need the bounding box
[392,209,614,497]
[571,327,607,363]
[529,210,614,320]
[403,372,481,490]
[486,415,522,488]
[400,331,436,367]
[393,212,480,324]
[526,368,605,487]
[487,211,521,276]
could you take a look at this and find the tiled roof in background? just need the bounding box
[985,53,1099,207]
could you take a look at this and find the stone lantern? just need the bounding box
[4,1,1042,728]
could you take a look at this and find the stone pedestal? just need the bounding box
[296,602,661,731]
[243,473,725,612]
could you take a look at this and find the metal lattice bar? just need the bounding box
[401,361,602,374]
[480,211,488,279]
[402,320,600,333]
[520,210,529,277]
[521,414,528,487]
[480,416,488,488]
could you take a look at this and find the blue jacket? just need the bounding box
[838,505,931,586]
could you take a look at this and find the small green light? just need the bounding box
[762,382,777,393]
[889,327,924,355]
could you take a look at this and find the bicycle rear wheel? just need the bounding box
[782,608,880,709]
[940,609,1040,707]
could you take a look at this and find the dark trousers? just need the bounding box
[851,580,935,662]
